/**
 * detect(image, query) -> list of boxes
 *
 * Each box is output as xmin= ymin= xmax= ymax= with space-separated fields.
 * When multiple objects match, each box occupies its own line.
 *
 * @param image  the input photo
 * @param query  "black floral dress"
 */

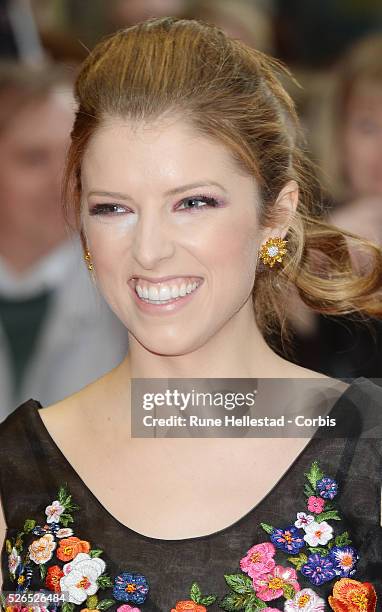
xmin=0 ymin=377 xmax=381 ymax=611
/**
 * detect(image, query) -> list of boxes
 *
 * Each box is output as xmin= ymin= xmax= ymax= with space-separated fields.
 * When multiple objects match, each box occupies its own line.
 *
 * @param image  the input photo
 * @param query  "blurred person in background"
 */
xmin=108 ymin=0 xmax=189 ymax=28
xmin=180 ymin=0 xmax=274 ymax=53
xmin=284 ymin=33 xmax=382 ymax=380
xmin=0 ymin=62 xmax=128 ymax=421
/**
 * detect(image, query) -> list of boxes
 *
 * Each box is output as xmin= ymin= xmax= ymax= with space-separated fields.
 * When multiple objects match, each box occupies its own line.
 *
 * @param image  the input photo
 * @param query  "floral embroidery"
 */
xmin=3 ymin=462 xmax=378 ymax=611
xmin=4 ymin=484 xmax=149 ymax=611
xmin=170 ymin=582 xmax=217 ymax=611
xmin=299 ymin=553 xmax=337 ymax=586
xmin=284 ymin=587 xmax=325 ymax=611
xmin=269 ymin=527 xmax=305 ymax=554
xmin=252 ymin=565 xmax=300 ymax=601
xmin=173 ymin=460 xmax=377 ymax=611
xmin=112 ymin=573 xmax=149 ymax=606
xmin=328 ymin=578 xmax=377 ymax=611
xmin=239 ymin=542 xmax=276 ymax=578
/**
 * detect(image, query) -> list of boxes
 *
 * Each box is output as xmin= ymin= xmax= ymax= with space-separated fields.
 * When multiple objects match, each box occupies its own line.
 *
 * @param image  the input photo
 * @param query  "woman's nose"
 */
xmin=131 ymin=214 xmax=176 ymax=269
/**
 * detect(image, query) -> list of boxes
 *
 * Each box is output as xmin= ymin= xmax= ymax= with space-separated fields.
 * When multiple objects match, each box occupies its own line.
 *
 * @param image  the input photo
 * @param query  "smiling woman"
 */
xmin=0 ymin=16 xmax=382 ymax=612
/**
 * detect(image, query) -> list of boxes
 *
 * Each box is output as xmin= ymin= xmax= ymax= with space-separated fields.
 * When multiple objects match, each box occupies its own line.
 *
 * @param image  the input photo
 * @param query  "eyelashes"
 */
xmin=88 ymin=195 xmax=223 ymax=216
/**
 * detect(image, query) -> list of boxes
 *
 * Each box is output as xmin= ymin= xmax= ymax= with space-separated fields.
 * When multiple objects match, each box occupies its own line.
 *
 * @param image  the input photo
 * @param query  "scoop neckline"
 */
xmin=24 ymin=376 xmax=369 ymax=544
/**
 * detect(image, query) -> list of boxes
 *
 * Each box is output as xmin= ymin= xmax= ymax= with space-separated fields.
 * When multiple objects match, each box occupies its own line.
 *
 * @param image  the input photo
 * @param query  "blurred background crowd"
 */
xmin=0 ymin=0 xmax=382 ymax=420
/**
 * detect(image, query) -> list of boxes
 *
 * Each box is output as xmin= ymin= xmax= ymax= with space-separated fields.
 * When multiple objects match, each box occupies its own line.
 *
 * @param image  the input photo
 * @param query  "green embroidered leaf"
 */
xmin=58 ymin=484 xmax=70 ymax=504
xmin=58 ymin=484 xmax=80 ymax=513
xmin=97 ymin=574 xmax=114 ymax=589
xmin=283 ymin=584 xmax=296 ymax=600
xmin=260 ymin=522 xmax=273 ymax=535
xmin=200 ymin=594 xmax=218 ymax=606
xmin=335 ymin=531 xmax=352 ymax=547
xmin=59 ymin=513 xmax=75 ymax=527
xmin=190 ymin=581 xmax=202 ymax=603
xmin=62 ymin=603 xmax=75 ymax=612
xmin=244 ymin=594 xmax=267 ymax=611
xmin=96 ymin=599 xmax=115 ymax=610
xmin=5 ymin=539 xmax=12 ymax=554
xmin=305 ymin=461 xmax=324 ymax=490
xmin=287 ymin=552 xmax=308 ymax=570
xmin=39 ymin=563 xmax=47 ymax=581
xmin=86 ymin=595 xmax=98 ymax=609
xmin=89 ymin=549 xmax=103 ymax=558
xmin=15 ymin=536 xmax=24 ymax=551
xmin=219 ymin=593 xmax=248 ymax=611
xmin=224 ymin=573 xmax=254 ymax=595
xmin=327 ymin=540 xmax=334 ymax=550
xmin=247 ymin=594 xmax=267 ymax=609
xmin=304 ymin=483 xmax=315 ymax=498
xmin=324 ymin=502 xmax=334 ymax=510
xmin=308 ymin=546 xmax=329 ymax=556
xmin=23 ymin=519 xmax=36 ymax=533
xmin=315 ymin=510 xmax=340 ymax=523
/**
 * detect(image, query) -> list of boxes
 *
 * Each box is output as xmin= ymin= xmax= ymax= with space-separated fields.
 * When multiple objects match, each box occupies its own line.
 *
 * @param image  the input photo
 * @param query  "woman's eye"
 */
xmin=353 ymin=118 xmax=378 ymax=134
xmin=176 ymin=196 xmax=220 ymax=211
xmin=89 ymin=203 xmax=127 ymax=216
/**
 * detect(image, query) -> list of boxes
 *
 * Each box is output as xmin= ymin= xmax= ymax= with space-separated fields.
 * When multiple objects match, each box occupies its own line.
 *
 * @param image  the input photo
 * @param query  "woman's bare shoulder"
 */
xmin=271 ymin=358 xmax=350 ymax=397
xmin=39 ymin=363 xmax=122 ymax=429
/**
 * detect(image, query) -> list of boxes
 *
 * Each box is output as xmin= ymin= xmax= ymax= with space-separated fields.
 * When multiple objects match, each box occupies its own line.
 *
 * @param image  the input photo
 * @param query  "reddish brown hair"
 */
xmin=63 ymin=17 xmax=382 ymax=351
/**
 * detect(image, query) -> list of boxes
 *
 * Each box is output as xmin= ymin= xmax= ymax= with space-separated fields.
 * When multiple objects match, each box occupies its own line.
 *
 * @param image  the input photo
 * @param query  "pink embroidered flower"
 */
xmin=294 ymin=512 xmax=315 ymax=530
xmin=303 ymin=521 xmax=333 ymax=546
xmin=253 ymin=565 xmax=300 ymax=601
xmin=8 ymin=547 xmax=21 ymax=574
xmin=240 ymin=542 xmax=276 ymax=578
xmin=56 ymin=527 xmax=74 ymax=538
xmin=117 ymin=606 xmax=141 ymax=612
xmin=307 ymin=496 xmax=325 ymax=514
xmin=45 ymin=500 xmax=65 ymax=523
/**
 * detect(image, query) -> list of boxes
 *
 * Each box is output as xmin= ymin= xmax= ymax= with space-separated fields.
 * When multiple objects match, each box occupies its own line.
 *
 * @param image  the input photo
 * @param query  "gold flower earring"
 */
xmin=259 ymin=237 xmax=287 ymax=268
xmin=84 ymin=250 xmax=93 ymax=271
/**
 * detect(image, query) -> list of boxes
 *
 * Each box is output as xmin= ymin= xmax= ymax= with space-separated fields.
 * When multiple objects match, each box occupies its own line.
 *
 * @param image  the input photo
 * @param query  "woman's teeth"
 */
xmin=135 ymin=281 xmax=199 ymax=303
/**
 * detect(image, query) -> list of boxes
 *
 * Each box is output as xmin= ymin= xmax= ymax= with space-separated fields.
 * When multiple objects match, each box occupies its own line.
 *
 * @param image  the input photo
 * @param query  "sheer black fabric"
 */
xmin=0 ymin=377 xmax=381 ymax=610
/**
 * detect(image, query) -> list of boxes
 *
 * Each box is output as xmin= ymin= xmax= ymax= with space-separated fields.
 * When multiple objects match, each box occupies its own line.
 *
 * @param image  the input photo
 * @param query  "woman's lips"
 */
xmin=128 ymin=278 xmax=204 ymax=315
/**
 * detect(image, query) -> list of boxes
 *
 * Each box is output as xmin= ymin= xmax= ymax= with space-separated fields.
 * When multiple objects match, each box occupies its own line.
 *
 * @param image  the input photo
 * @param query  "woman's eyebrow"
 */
xmin=87 ymin=181 xmax=228 ymax=200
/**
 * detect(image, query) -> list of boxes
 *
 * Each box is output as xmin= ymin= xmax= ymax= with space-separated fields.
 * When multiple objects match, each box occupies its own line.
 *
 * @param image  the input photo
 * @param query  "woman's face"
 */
xmin=81 ymin=116 xmax=267 ymax=355
xmin=342 ymin=80 xmax=382 ymax=198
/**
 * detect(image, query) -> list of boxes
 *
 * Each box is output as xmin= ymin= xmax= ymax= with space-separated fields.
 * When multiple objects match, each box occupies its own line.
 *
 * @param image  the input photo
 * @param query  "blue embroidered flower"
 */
xmin=300 ymin=553 xmax=337 ymax=586
xmin=270 ymin=525 xmax=305 ymax=554
xmin=113 ymin=571 xmax=149 ymax=605
xmin=32 ymin=525 xmax=47 ymax=536
xmin=316 ymin=477 xmax=338 ymax=499
xmin=49 ymin=522 xmax=61 ymax=535
xmin=15 ymin=562 xmax=33 ymax=592
xmin=329 ymin=545 xmax=359 ymax=577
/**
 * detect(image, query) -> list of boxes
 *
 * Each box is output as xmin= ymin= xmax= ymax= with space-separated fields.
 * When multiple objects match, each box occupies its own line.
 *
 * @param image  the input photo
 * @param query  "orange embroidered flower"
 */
xmin=328 ymin=578 xmax=377 ymax=611
xmin=45 ymin=564 xmax=64 ymax=592
xmin=171 ymin=601 xmax=207 ymax=612
xmin=56 ymin=536 xmax=90 ymax=561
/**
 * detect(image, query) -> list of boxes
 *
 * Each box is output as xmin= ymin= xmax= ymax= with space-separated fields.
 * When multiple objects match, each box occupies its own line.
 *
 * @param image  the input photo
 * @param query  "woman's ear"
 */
xmin=260 ymin=179 xmax=299 ymax=241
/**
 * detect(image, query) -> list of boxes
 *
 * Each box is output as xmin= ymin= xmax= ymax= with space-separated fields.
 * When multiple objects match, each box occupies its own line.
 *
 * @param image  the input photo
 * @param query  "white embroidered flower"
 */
xmin=8 ymin=546 xmax=21 ymax=574
xmin=28 ymin=533 xmax=57 ymax=564
xmin=45 ymin=499 xmax=65 ymax=523
xmin=56 ymin=527 xmax=74 ymax=538
xmin=60 ymin=552 xmax=106 ymax=605
xmin=294 ymin=512 xmax=315 ymax=530
xmin=284 ymin=587 xmax=326 ymax=611
xmin=303 ymin=520 xmax=333 ymax=546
